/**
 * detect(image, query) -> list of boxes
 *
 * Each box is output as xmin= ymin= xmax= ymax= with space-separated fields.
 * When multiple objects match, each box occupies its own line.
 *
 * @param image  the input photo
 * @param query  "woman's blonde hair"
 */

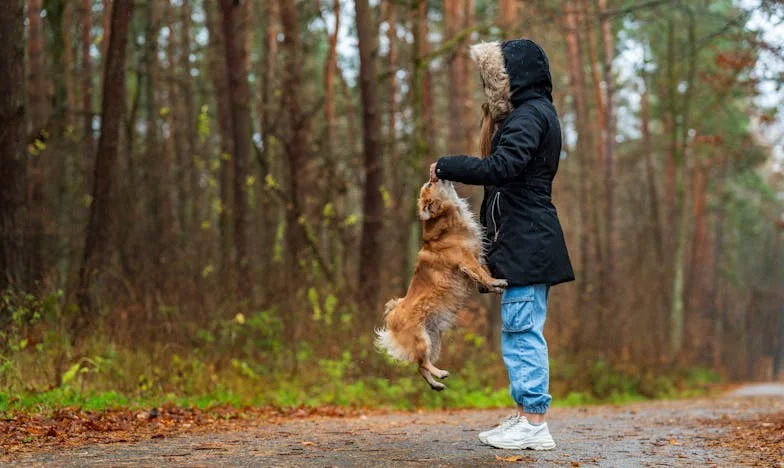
xmin=479 ymin=102 xmax=496 ymax=158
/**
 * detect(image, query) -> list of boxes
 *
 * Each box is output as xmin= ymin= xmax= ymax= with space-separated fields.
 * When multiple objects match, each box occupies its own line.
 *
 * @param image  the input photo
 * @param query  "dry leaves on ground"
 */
xmin=0 ymin=404 xmax=361 ymax=458
xmin=702 ymin=412 xmax=784 ymax=467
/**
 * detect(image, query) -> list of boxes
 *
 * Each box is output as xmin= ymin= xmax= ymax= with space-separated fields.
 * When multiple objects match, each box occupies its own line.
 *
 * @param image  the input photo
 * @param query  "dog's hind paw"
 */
xmin=430 ymin=381 xmax=446 ymax=391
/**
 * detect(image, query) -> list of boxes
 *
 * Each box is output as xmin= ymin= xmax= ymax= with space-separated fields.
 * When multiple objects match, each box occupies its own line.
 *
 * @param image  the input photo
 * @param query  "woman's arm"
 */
xmin=434 ymin=105 xmax=546 ymax=186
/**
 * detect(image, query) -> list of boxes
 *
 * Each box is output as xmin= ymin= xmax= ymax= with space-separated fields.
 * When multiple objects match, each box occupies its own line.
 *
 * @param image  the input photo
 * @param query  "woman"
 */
xmin=429 ymin=39 xmax=574 ymax=450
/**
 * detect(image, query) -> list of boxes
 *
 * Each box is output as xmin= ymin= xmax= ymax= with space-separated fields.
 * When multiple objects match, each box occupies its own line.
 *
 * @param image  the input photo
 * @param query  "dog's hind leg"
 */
xmin=425 ymin=321 xmax=442 ymax=362
xmin=416 ymin=329 xmax=446 ymax=390
xmin=424 ymin=325 xmax=449 ymax=380
xmin=419 ymin=365 xmax=445 ymax=391
xmin=423 ymin=360 xmax=449 ymax=380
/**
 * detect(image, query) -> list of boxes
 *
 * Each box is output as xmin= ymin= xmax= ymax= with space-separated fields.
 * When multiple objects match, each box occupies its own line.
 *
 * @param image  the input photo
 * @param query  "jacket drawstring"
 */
xmin=490 ymin=191 xmax=501 ymax=242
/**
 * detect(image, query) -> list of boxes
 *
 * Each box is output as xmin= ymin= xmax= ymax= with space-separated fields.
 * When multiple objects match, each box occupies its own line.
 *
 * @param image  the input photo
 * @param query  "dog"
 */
xmin=375 ymin=179 xmax=507 ymax=391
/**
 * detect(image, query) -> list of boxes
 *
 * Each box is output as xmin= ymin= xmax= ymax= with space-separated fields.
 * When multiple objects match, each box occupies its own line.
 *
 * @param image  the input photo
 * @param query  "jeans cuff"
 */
xmin=522 ymin=405 xmax=548 ymax=415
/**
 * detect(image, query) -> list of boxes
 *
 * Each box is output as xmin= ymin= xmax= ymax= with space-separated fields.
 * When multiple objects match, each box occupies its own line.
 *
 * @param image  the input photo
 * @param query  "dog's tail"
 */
xmin=374 ymin=327 xmax=413 ymax=362
xmin=374 ymin=298 xmax=412 ymax=362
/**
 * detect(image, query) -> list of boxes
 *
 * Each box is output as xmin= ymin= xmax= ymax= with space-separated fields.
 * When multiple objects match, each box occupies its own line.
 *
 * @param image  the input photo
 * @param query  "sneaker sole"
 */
xmin=488 ymin=440 xmax=556 ymax=450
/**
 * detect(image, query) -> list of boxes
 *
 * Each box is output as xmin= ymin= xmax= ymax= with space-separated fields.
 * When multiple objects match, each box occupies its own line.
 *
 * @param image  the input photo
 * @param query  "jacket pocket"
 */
xmin=500 ymin=294 xmax=534 ymax=333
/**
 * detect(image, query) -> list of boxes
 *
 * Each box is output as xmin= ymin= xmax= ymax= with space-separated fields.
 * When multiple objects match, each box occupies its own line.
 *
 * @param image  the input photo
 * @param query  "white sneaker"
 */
xmin=485 ymin=418 xmax=556 ymax=450
xmin=478 ymin=414 xmax=520 ymax=445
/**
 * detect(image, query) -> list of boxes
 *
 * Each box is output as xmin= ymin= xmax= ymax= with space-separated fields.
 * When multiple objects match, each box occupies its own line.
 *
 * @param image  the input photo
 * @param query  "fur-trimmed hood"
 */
xmin=469 ymin=39 xmax=553 ymax=122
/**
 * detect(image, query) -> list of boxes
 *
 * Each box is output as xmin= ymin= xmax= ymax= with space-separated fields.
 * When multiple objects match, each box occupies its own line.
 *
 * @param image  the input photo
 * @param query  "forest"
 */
xmin=0 ymin=0 xmax=783 ymax=411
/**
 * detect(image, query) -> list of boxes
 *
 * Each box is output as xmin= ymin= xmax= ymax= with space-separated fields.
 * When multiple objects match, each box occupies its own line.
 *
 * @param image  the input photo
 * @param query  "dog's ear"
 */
xmin=420 ymin=198 xmax=443 ymax=221
xmin=420 ymin=200 xmax=432 ymax=220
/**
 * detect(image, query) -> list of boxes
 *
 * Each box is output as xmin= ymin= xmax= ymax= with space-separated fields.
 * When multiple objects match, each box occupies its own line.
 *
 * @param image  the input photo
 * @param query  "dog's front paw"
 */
xmin=490 ymin=278 xmax=508 ymax=293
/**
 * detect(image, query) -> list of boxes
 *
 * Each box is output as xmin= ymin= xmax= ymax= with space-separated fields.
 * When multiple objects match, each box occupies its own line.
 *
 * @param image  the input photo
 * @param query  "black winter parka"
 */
xmin=435 ymin=39 xmax=575 ymax=287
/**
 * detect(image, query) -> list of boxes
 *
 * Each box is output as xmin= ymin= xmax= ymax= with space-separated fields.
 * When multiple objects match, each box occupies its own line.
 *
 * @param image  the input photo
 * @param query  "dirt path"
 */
xmin=4 ymin=385 xmax=783 ymax=467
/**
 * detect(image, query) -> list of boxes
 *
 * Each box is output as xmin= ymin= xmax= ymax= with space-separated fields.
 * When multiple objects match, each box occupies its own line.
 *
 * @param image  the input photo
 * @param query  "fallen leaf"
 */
xmin=669 ymin=439 xmax=680 ymax=445
xmin=301 ymin=441 xmax=315 ymax=446
xmin=495 ymin=455 xmax=525 ymax=462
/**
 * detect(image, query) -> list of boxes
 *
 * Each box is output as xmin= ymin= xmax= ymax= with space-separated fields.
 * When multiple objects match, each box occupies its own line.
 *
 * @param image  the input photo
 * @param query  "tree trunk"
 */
xmin=597 ymin=0 xmax=617 ymax=315
xmin=460 ymin=0 xmax=475 ymax=154
xmin=205 ymin=0 xmax=234 ymax=287
xmin=149 ymin=0 xmax=179 ymax=278
xmin=320 ymin=0 xmax=341 ymax=279
xmin=323 ymin=0 xmax=339 ymax=165
xmin=355 ymin=0 xmax=384 ymax=313
xmin=162 ymin=0 xmax=187 ymax=246
xmin=640 ymin=82 xmax=663 ymax=258
xmin=0 ymin=0 xmax=28 ymax=290
xmin=413 ymin=0 xmax=434 ymax=167
xmin=81 ymin=0 xmax=94 ymax=169
xmin=27 ymin=0 xmax=47 ymax=131
xmin=710 ymin=160 xmax=728 ymax=369
xmin=445 ymin=0 xmax=475 ymax=155
xmin=62 ymin=2 xmax=76 ymax=128
xmin=444 ymin=0 xmax=461 ymax=154
xmin=497 ymin=0 xmax=517 ymax=34
xmin=384 ymin=0 xmax=408 ymax=295
xmin=687 ymin=154 xmax=710 ymax=357
xmin=77 ymin=0 xmax=133 ymax=314
xmin=278 ymin=0 xmax=309 ymax=369
xmin=101 ymin=0 xmax=112 ymax=59
xmin=582 ymin=0 xmax=606 ymax=175
xmin=580 ymin=0 xmax=606 ymax=318
xmin=260 ymin=0 xmax=278 ymax=156
xmin=26 ymin=0 xmax=47 ymax=285
xmin=219 ymin=0 xmax=253 ymax=295
xmin=562 ymin=0 xmax=596 ymax=349
xmin=668 ymin=12 xmax=698 ymax=358
xmin=179 ymin=0 xmax=197 ymax=233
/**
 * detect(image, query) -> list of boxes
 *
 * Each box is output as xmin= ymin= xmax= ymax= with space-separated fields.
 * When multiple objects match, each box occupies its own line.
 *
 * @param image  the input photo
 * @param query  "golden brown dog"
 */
xmin=375 ymin=180 xmax=507 ymax=391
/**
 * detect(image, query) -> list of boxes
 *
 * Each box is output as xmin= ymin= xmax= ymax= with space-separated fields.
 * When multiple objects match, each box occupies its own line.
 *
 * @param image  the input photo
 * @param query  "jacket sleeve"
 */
xmin=435 ymin=105 xmax=545 ymax=186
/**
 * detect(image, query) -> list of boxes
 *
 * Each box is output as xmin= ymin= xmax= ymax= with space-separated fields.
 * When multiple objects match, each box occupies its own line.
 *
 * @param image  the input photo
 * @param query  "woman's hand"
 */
xmin=429 ymin=162 xmax=438 ymax=182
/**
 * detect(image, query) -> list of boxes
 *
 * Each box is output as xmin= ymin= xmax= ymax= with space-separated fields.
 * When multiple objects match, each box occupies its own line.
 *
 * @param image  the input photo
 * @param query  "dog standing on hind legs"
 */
xmin=375 ymin=180 xmax=507 ymax=391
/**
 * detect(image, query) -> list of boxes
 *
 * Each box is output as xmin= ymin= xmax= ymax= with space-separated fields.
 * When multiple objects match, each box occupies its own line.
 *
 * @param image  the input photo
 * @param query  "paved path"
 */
xmin=5 ymin=386 xmax=783 ymax=467
xmin=729 ymin=383 xmax=784 ymax=397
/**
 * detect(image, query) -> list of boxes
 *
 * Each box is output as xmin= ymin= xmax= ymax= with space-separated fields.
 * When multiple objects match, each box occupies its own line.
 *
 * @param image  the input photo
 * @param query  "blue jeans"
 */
xmin=500 ymin=284 xmax=551 ymax=414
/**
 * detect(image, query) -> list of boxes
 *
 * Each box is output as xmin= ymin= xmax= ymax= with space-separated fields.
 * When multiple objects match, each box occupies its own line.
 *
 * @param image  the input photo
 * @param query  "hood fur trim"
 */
xmin=469 ymin=42 xmax=512 ymax=122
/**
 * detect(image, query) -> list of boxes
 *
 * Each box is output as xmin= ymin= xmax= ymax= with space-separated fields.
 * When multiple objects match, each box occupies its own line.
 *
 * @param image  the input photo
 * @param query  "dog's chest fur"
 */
xmin=450 ymin=190 xmax=484 ymax=255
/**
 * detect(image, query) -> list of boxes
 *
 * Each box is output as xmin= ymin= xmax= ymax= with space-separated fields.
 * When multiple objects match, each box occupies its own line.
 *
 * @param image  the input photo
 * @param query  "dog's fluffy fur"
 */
xmin=375 ymin=180 xmax=507 ymax=391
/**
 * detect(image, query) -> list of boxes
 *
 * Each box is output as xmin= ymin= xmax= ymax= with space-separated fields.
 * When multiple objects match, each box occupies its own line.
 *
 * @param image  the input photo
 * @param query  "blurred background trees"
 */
xmin=0 ymin=0 xmax=782 ymax=400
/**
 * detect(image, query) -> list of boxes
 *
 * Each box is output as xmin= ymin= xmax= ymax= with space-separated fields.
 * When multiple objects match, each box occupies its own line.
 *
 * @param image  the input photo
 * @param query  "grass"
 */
xmin=0 ymin=365 xmax=721 ymax=417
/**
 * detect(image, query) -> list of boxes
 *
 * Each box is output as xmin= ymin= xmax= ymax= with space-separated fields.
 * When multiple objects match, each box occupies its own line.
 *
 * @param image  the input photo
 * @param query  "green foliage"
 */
xmin=1 ymin=289 xmax=47 ymax=349
xmin=198 ymin=105 xmax=210 ymax=143
xmin=0 ymin=308 xmax=722 ymax=416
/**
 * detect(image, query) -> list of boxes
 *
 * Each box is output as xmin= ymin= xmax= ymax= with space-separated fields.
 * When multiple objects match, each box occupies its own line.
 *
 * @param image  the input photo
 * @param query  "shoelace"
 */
xmin=497 ymin=414 xmax=519 ymax=429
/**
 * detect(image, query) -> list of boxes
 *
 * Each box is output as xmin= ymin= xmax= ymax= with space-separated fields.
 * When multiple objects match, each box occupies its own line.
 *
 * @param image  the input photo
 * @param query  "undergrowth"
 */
xmin=0 ymin=289 xmax=722 ymax=415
